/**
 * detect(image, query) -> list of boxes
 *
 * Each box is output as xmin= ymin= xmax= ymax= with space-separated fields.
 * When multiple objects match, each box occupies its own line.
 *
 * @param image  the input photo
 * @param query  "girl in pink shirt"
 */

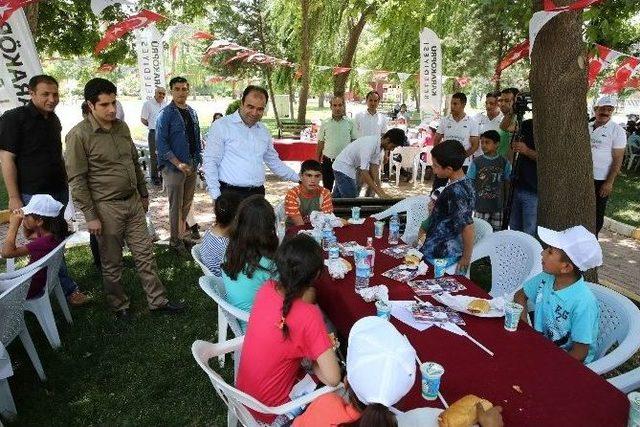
xmin=235 ymin=234 xmax=341 ymax=424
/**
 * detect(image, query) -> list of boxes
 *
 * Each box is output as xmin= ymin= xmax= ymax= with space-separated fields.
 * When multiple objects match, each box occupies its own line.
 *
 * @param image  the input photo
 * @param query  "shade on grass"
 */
xmin=5 ymin=246 xmax=232 ymax=426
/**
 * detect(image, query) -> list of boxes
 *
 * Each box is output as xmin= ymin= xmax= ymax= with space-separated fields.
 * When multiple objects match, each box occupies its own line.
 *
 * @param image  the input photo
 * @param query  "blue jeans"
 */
xmin=509 ymin=188 xmax=538 ymax=236
xmin=332 ymin=171 xmax=358 ymax=198
xmin=21 ymin=191 xmax=78 ymax=297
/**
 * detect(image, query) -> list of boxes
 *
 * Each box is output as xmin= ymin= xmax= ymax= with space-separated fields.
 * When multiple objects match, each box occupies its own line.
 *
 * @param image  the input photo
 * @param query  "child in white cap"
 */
xmin=2 ymin=195 xmax=73 ymax=299
xmin=294 ymin=316 xmax=503 ymax=427
xmin=515 ymin=225 xmax=602 ymax=363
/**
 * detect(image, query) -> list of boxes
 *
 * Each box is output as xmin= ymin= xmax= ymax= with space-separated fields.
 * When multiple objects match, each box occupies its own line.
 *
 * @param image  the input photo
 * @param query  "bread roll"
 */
xmin=467 ymin=299 xmax=491 ymax=314
xmin=437 ymin=394 xmax=493 ymax=427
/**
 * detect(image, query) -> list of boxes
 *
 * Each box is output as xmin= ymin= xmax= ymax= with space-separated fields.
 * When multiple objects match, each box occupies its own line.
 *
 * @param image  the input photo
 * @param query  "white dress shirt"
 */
xmin=473 ymin=111 xmax=503 ymax=156
xmin=203 ymin=111 xmax=298 ymax=199
xmin=333 ymin=135 xmax=381 ymax=179
xmin=355 ymin=110 xmax=388 ymax=138
xmin=141 ymin=98 xmax=168 ymax=131
xmin=436 ymin=114 xmax=479 ymax=165
xmin=589 ymin=120 xmax=627 ymax=180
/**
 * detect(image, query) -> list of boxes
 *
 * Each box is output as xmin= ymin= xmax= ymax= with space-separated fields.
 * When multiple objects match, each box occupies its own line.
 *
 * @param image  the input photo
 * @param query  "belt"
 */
xmin=220 ymin=181 xmax=264 ymax=190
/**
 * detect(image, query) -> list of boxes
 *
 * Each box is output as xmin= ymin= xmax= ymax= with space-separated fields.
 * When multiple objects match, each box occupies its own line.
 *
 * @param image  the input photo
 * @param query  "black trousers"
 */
xmin=220 ymin=181 xmax=266 ymax=201
xmin=322 ymin=156 xmax=335 ymax=191
xmin=594 ymin=179 xmax=608 ymax=237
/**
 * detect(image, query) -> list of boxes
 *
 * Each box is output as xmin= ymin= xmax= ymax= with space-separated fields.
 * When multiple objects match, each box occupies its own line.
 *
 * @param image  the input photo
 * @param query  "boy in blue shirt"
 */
xmin=467 ymin=130 xmax=511 ymax=231
xmin=514 ymin=225 xmax=602 ymax=363
xmin=419 ymin=140 xmax=475 ymax=274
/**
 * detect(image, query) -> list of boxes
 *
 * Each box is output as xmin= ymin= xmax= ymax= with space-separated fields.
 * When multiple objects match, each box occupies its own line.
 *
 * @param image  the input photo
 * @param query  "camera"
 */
xmin=513 ymin=92 xmax=532 ymax=117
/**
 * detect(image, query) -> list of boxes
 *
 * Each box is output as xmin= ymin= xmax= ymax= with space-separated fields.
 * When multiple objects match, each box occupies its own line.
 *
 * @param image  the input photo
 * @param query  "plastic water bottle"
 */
xmin=322 ymin=220 xmax=333 ymax=251
xmin=354 ymin=248 xmax=370 ymax=290
xmin=365 ymin=237 xmax=375 ymax=276
xmin=328 ymin=237 xmax=339 ymax=260
xmin=388 ymin=214 xmax=400 ymax=245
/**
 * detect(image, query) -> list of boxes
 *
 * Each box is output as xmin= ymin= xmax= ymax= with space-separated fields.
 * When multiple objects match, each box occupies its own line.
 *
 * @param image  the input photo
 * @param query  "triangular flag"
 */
xmin=191 ymin=31 xmax=214 ymax=41
xmin=495 ymin=39 xmax=530 ymax=75
xmin=90 ymin=0 xmax=137 ymax=16
xmin=397 ymin=72 xmax=412 ymax=83
xmin=223 ymin=50 xmax=252 ymax=66
xmin=601 ymin=57 xmax=640 ymax=94
xmin=588 ymin=44 xmax=622 ymax=87
xmin=543 ymin=0 xmax=604 ymax=12
xmin=95 ymin=9 xmax=164 ymax=54
xmin=0 ymin=0 xmax=40 ymax=24
xmin=332 ymin=66 xmax=351 ymax=76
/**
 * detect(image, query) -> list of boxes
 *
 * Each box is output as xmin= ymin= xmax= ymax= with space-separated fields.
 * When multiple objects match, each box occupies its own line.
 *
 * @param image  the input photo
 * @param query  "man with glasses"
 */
xmin=155 ymin=77 xmax=202 ymax=256
xmin=140 ymin=86 xmax=168 ymax=186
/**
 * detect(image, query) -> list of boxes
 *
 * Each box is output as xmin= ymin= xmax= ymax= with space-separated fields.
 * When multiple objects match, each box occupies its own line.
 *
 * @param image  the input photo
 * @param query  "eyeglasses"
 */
xmin=157 ymin=92 xmax=166 ymax=96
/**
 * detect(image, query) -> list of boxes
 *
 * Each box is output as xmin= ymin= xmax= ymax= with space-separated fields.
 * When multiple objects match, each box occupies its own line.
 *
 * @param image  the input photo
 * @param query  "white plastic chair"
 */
xmin=607 ymin=367 xmax=640 ymax=393
xmin=389 ymin=146 xmax=421 ymax=186
xmin=412 ymin=147 xmax=432 ymax=184
xmin=192 ymin=243 xmax=214 ymax=277
xmin=199 ymin=276 xmax=249 ymax=370
xmin=586 ymin=283 xmax=640 ymax=375
xmin=624 ymin=144 xmax=640 ymax=171
xmin=0 ymin=270 xmax=47 ymax=412
xmin=192 ymin=337 xmax=341 ymax=427
xmin=372 ymin=195 xmax=429 ymax=245
xmin=473 ymin=217 xmax=493 ymax=246
xmin=467 ymin=230 xmax=542 ymax=298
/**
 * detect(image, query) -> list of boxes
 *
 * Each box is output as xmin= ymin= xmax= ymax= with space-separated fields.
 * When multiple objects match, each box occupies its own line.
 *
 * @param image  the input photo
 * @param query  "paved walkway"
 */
xmin=3 ymin=168 xmax=638 ymax=300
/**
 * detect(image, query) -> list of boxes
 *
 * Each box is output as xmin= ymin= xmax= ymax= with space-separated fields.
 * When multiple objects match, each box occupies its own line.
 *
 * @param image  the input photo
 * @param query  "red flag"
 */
xmin=455 ymin=76 xmax=471 ymax=87
xmin=206 ymin=76 xmax=225 ymax=84
xmin=191 ymin=31 xmax=214 ymax=41
xmin=332 ymin=67 xmax=351 ymax=76
xmin=223 ymin=50 xmax=252 ymax=65
xmin=496 ymin=39 xmax=530 ymax=74
xmin=0 ymin=0 xmax=39 ymax=24
xmin=601 ymin=57 xmax=640 ymax=94
xmin=627 ymin=77 xmax=640 ymax=89
xmin=543 ymin=0 xmax=604 ymax=11
xmin=95 ymin=9 xmax=165 ymax=54
xmin=372 ymin=71 xmax=389 ymax=81
xmin=588 ymin=44 xmax=622 ymax=87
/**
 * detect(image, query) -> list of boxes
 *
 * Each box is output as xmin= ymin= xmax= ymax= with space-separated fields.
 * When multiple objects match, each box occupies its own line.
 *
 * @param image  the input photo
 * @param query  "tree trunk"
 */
xmin=332 ymin=4 xmax=376 ymax=96
xmin=254 ymin=0 xmax=281 ymax=128
xmin=318 ymin=92 xmax=325 ymax=108
xmin=25 ymin=3 xmax=38 ymax=35
xmin=288 ymin=77 xmax=295 ymax=118
xmin=297 ymin=0 xmax=311 ymax=123
xmin=529 ymin=1 xmax=597 ymax=278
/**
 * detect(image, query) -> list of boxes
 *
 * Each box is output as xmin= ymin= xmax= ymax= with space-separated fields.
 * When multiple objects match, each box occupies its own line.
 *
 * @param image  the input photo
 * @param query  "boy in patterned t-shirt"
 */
xmin=467 ymin=130 xmax=512 ymax=231
xmin=285 ymin=160 xmax=333 ymax=227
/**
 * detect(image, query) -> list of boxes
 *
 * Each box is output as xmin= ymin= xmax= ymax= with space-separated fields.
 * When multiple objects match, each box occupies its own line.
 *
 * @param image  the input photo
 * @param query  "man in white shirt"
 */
xmin=432 ymin=92 xmax=479 ymax=189
xmin=332 ymin=128 xmax=407 ymax=198
xmin=589 ymin=95 xmax=627 ymax=236
xmin=473 ymin=91 xmax=503 ymax=156
xmin=140 ymin=86 xmax=168 ymax=185
xmin=354 ymin=91 xmax=388 ymax=138
xmin=203 ymin=85 xmax=298 ymax=203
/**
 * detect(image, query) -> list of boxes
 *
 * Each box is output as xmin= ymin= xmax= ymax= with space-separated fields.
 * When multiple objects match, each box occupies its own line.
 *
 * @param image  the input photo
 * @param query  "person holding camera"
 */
xmin=589 ymin=96 xmax=626 ymax=237
xmin=508 ymin=118 xmax=538 ymax=236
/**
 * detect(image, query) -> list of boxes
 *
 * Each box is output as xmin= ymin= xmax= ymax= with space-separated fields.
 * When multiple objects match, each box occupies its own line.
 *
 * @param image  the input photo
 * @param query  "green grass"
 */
xmin=606 ymin=169 xmax=640 ymax=227
xmin=5 ymin=246 xmax=232 ymax=426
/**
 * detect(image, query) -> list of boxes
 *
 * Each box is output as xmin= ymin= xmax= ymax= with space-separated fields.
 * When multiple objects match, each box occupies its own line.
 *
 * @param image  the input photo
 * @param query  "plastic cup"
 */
xmin=629 ymin=392 xmax=640 ymax=427
xmin=374 ymin=221 xmax=385 ymax=239
xmin=503 ymin=302 xmax=524 ymax=332
xmin=351 ymin=206 xmax=361 ymax=221
xmin=433 ymin=258 xmax=447 ymax=278
xmin=420 ymin=362 xmax=444 ymax=401
xmin=375 ymin=300 xmax=391 ymax=320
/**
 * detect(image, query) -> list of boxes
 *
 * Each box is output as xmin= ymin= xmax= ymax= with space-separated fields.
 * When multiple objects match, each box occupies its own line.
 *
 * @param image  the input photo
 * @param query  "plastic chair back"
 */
xmin=607 ymin=366 xmax=640 ymax=393
xmin=469 ymin=230 xmax=542 ymax=298
xmin=473 ymin=217 xmax=493 ymax=246
xmin=0 ymin=270 xmax=40 ymax=345
xmin=586 ymin=283 xmax=640 ymax=375
xmin=198 ymin=276 xmax=248 ymax=339
xmin=372 ymin=195 xmax=429 ymax=245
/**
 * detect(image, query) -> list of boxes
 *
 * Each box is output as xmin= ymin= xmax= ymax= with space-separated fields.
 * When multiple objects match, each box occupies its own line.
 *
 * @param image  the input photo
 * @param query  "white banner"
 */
xmin=0 ymin=9 xmax=43 ymax=111
xmin=135 ymin=24 xmax=166 ymax=101
xmin=419 ymin=27 xmax=442 ymax=121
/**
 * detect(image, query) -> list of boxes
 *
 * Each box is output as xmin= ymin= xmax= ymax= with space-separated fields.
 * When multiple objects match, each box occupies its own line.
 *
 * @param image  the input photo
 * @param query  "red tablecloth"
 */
xmin=273 ymin=138 xmax=317 ymax=161
xmin=309 ymin=218 xmax=629 ymax=427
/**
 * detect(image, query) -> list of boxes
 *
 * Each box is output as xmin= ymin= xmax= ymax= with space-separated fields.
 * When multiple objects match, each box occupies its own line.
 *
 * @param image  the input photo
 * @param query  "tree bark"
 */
xmin=332 ymin=4 xmax=376 ymax=96
xmin=297 ymin=0 xmax=311 ymax=123
xmin=288 ymin=77 xmax=295 ymax=118
xmin=25 ymin=3 xmax=38 ymax=35
xmin=318 ymin=92 xmax=325 ymax=108
xmin=254 ymin=1 xmax=281 ymax=128
xmin=529 ymin=0 xmax=596 ymax=277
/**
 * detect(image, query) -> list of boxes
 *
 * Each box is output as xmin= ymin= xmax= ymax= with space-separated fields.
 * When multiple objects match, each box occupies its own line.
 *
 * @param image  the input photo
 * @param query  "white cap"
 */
xmin=595 ymin=95 xmax=617 ymax=108
xmin=22 ymin=194 xmax=63 ymax=218
xmin=347 ymin=316 xmax=416 ymax=407
xmin=537 ymin=225 xmax=603 ymax=271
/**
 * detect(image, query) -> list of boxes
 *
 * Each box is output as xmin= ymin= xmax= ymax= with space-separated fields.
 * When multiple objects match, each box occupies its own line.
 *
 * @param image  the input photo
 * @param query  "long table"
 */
xmin=309 ymin=218 xmax=629 ymax=426
xmin=273 ymin=138 xmax=317 ymax=161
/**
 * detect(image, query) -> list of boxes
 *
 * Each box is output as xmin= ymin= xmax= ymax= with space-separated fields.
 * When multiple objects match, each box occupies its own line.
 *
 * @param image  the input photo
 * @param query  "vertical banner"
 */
xmin=134 ymin=23 xmax=166 ymax=100
xmin=419 ymin=28 xmax=442 ymax=121
xmin=0 ymin=9 xmax=43 ymax=110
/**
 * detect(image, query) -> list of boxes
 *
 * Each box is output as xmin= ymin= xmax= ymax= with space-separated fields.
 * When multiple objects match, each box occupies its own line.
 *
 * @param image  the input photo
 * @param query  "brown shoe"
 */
xmin=67 ymin=290 xmax=89 ymax=306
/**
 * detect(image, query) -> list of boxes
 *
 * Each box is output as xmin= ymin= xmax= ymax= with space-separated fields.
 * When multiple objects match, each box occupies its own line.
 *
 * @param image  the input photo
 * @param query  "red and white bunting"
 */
xmin=543 ymin=0 xmax=604 ymax=12
xmin=97 ymin=63 xmax=116 ymax=73
xmin=191 ymin=31 xmax=214 ymax=41
xmin=495 ymin=39 xmax=530 ymax=75
xmin=332 ymin=66 xmax=351 ymax=76
xmin=601 ymin=57 xmax=640 ymax=94
xmin=0 ymin=0 xmax=39 ymax=24
xmin=587 ymin=44 xmax=622 ymax=87
xmin=94 ymin=9 xmax=164 ymax=54
xmin=455 ymin=76 xmax=470 ymax=87
xmin=223 ymin=50 xmax=252 ymax=66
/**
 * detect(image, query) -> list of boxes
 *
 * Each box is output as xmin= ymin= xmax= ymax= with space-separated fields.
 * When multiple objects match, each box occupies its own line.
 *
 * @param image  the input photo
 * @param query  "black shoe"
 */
xmin=115 ymin=309 xmax=132 ymax=321
xmin=151 ymin=301 xmax=186 ymax=315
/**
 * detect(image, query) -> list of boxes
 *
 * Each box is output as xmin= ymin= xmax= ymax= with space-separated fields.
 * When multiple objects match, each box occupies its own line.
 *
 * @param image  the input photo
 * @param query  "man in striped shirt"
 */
xmin=284 ymin=160 xmax=333 ymax=227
